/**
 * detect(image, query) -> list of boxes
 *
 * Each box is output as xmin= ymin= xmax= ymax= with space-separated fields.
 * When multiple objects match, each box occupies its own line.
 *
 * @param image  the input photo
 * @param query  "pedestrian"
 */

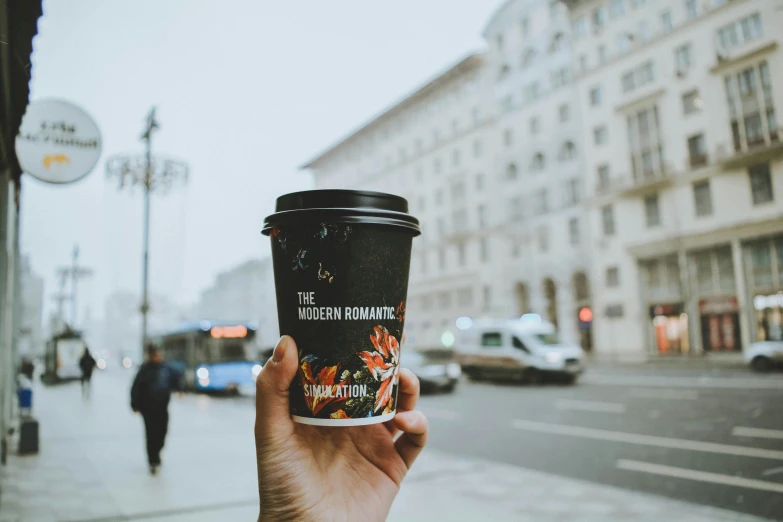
xmin=254 ymin=336 xmax=428 ymax=521
xmin=79 ymin=347 xmax=97 ymax=398
xmin=130 ymin=343 xmax=183 ymax=475
xmin=20 ymin=357 xmax=35 ymax=381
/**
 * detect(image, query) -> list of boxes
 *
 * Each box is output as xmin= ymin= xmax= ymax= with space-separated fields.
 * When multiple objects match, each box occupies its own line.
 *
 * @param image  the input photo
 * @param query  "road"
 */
xmin=417 ymin=365 xmax=783 ymax=521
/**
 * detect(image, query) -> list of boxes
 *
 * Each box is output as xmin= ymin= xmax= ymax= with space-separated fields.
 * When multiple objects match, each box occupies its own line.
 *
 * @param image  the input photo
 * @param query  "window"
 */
xmin=693 ymin=180 xmax=713 ymax=216
xmin=451 ymin=181 xmax=465 ymax=200
xmin=452 ymin=148 xmax=461 ymax=166
xmin=506 ymin=163 xmax=518 ymax=180
xmin=560 ymin=141 xmax=576 ymax=161
xmin=522 ymin=48 xmax=536 ymax=69
xmin=483 ymin=285 xmax=492 ymax=310
xmin=593 ymin=6 xmax=607 ymax=32
xmin=551 ymin=33 xmax=566 ymax=53
xmin=457 ymin=242 xmax=466 ymax=266
xmin=433 ymin=157 xmax=442 ymax=174
xmin=682 ymin=90 xmax=701 ymax=114
xmin=685 ymin=0 xmax=697 ymax=19
xmin=638 ymin=20 xmax=651 ymax=42
xmin=437 ymin=217 xmax=446 ymax=237
xmin=473 ymin=139 xmax=483 ymax=157
xmin=438 ymin=248 xmax=446 ymax=270
xmin=498 ymin=64 xmax=511 ymax=81
xmin=611 ymin=0 xmax=626 ymax=18
xmin=477 ymin=205 xmax=487 ymax=227
xmin=594 ymin=125 xmax=608 ymax=145
xmin=606 ymin=267 xmax=620 ymax=287
xmin=451 ymin=119 xmax=459 ymax=135
xmin=508 ymin=197 xmax=524 ymax=221
xmin=597 ymin=164 xmax=611 ymax=189
xmin=627 ymin=105 xmax=664 ymax=179
xmin=481 ymin=332 xmax=502 ymax=347
xmin=453 ymin=209 xmax=467 ymax=233
xmin=524 ymin=82 xmax=541 ymax=103
xmin=661 ymin=10 xmax=673 ymax=32
xmin=622 ymin=61 xmax=655 ymax=93
xmin=438 ymin=291 xmax=452 ymax=308
xmin=530 ymin=117 xmax=540 ymax=134
xmin=420 ymin=252 xmax=428 ymax=275
xmin=533 ymin=188 xmax=549 ymax=215
xmin=590 ymin=86 xmax=602 ymax=106
xmin=579 ymin=54 xmax=588 ymax=71
xmin=433 ymin=128 xmax=440 ymax=143
xmin=564 ymin=178 xmax=581 ymax=206
xmin=688 ymin=134 xmax=707 ymax=167
xmin=457 ymin=287 xmax=473 ymax=306
xmin=602 ymin=205 xmax=616 ymax=235
xmin=504 ymin=128 xmax=513 ymax=147
xmin=574 ymin=17 xmax=588 ymax=39
xmin=472 ymin=106 xmax=481 ymax=125
xmin=476 ymin=173 xmax=485 ymax=191
xmin=598 ymin=45 xmax=607 ymax=64
xmin=725 ymin=61 xmax=778 ymax=152
xmin=617 ymin=33 xmax=631 ymax=53
xmin=644 ymin=194 xmax=661 ymax=227
xmin=500 ymin=95 xmax=513 ymax=113
xmin=521 ymin=17 xmax=530 ymax=37
xmin=559 ymin=104 xmax=570 ymax=122
xmin=551 ymin=67 xmax=570 ymax=88
xmin=512 ymin=336 xmax=530 ymax=353
xmin=675 ymin=44 xmax=692 ymax=73
xmin=569 ymin=218 xmax=580 ymax=245
xmin=750 ymin=242 xmax=773 ymax=288
xmin=531 ymin=153 xmax=546 ymax=172
xmin=749 ymin=163 xmax=774 ymax=205
xmin=538 ymin=225 xmax=549 ymax=252
xmin=480 ymin=237 xmax=489 ymax=262
xmin=718 ymin=13 xmax=762 ymax=52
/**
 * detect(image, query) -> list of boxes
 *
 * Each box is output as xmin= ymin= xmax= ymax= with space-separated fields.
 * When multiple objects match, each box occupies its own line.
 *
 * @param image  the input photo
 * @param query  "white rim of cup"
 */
xmin=292 ymin=411 xmax=396 ymax=426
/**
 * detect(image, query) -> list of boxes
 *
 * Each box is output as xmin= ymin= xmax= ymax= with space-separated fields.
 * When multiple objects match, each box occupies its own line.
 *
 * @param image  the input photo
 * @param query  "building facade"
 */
xmin=565 ymin=0 xmax=783 ymax=358
xmin=16 ymin=256 xmax=44 ymax=359
xmin=190 ymin=258 xmax=279 ymax=351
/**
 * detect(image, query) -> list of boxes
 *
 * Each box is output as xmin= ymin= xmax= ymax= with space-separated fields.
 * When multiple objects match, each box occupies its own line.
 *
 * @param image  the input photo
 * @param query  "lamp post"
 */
xmin=106 ymin=107 xmax=188 ymax=351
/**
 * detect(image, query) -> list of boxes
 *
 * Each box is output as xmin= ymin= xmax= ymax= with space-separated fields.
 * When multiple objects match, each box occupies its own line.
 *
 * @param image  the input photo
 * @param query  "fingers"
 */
xmin=255 ymin=336 xmax=298 ymax=441
xmin=393 ymin=410 xmax=428 ymax=471
xmin=396 ymin=368 xmax=420 ymax=413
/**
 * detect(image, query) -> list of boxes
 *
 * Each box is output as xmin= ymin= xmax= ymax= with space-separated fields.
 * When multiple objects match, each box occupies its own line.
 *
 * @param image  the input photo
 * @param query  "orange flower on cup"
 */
xmin=358 ymin=326 xmax=400 ymax=413
xmin=299 ymin=356 xmax=348 ymax=416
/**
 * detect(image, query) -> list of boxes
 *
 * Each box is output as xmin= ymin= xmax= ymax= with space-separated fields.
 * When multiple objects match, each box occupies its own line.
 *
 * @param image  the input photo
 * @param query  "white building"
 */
xmin=191 ymin=258 xmax=279 ymax=351
xmin=302 ymin=53 xmax=501 ymax=349
xmin=565 ymin=0 xmax=783 ymax=358
xmin=483 ymin=0 xmax=593 ymax=349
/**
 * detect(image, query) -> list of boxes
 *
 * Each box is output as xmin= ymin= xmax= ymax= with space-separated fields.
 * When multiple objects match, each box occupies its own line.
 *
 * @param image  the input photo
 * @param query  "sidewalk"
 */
xmin=0 ymin=371 xmax=772 ymax=522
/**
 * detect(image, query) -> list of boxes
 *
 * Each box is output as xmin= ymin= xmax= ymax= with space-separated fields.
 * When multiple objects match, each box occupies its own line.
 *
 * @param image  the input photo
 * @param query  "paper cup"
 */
xmin=262 ymin=190 xmax=420 ymax=426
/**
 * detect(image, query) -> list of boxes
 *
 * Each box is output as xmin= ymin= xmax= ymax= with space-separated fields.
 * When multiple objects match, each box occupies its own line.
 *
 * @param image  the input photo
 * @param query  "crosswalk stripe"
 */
xmin=511 ymin=419 xmax=783 ymax=460
xmin=617 ymin=459 xmax=783 ymax=494
xmin=732 ymin=426 xmax=783 ymax=440
xmin=555 ymin=399 xmax=626 ymax=413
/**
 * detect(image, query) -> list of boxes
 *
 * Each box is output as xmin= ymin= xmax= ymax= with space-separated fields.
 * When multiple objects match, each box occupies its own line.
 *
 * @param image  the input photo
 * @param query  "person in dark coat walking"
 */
xmin=79 ymin=348 xmax=97 ymax=397
xmin=130 ymin=344 xmax=183 ymax=475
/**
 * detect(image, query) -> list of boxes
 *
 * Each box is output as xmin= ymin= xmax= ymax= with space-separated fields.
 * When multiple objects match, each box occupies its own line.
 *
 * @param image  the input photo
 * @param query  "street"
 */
xmin=1 ymin=363 xmax=781 ymax=521
xmin=420 ymin=367 xmax=783 ymax=521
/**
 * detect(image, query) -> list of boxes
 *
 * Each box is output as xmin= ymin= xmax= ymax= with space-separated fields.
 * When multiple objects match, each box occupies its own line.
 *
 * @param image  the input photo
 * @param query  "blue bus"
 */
xmin=156 ymin=320 xmax=263 ymax=395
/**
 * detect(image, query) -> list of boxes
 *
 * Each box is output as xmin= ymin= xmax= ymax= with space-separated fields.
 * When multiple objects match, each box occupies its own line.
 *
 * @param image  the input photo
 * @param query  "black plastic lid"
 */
xmin=262 ymin=189 xmax=420 ymax=236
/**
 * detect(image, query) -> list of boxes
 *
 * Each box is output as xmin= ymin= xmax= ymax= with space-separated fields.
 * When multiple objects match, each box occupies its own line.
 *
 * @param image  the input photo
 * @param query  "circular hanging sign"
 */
xmin=15 ymin=99 xmax=101 ymax=184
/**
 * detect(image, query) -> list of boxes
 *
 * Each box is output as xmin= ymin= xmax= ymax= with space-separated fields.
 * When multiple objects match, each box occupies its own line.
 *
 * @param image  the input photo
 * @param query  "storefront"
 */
xmin=649 ymin=303 xmax=690 ymax=354
xmin=753 ymin=293 xmax=783 ymax=341
xmin=699 ymin=296 xmax=741 ymax=352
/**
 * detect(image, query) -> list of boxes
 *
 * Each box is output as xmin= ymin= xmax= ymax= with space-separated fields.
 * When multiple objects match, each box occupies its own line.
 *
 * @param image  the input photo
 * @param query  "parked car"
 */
xmin=745 ymin=341 xmax=783 ymax=372
xmin=402 ymin=349 xmax=461 ymax=393
xmin=455 ymin=316 xmax=585 ymax=384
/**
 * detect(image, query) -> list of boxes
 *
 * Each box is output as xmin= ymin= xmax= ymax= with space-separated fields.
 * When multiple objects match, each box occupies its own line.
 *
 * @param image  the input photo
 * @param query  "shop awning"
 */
xmin=0 ymin=0 xmax=43 ymax=185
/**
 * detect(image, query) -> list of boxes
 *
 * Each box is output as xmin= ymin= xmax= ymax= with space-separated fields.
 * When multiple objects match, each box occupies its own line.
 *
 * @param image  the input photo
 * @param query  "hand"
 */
xmin=178 ymin=392 xmax=184 ymax=399
xmin=255 ymin=335 xmax=428 ymax=522
xmin=132 ymin=408 xmax=139 ymax=414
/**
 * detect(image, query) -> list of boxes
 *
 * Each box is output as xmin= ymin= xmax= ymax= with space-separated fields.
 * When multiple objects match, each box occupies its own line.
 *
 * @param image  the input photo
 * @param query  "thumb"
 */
xmin=255 ymin=335 xmax=298 ymax=440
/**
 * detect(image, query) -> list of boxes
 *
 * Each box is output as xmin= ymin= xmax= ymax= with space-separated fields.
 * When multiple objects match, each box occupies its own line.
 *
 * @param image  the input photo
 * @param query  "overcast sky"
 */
xmin=21 ymin=0 xmax=506 ymax=325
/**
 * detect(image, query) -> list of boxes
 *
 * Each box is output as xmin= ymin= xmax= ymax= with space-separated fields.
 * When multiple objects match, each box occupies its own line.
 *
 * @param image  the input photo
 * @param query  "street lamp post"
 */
xmin=106 ymin=107 xmax=188 ymax=352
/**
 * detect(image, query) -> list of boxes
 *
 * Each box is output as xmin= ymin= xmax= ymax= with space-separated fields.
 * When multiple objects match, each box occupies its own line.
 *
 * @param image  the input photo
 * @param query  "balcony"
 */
xmin=689 ymin=154 xmax=709 ymax=169
xmin=596 ymin=167 xmax=675 ymax=199
xmin=717 ymin=129 xmax=783 ymax=170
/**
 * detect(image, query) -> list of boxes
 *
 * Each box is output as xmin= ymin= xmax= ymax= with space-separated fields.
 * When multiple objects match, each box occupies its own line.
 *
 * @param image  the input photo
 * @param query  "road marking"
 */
xmin=511 ymin=419 xmax=783 ymax=460
xmin=581 ymin=374 xmax=783 ymax=390
xmin=617 ymin=459 xmax=783 ymax=494
xmin=629 ymin=388 xmax=699 ymax=400
xmin=762 ymin=466 xmax=783 ymax=477
xmin=423 ymin=408 xmax=460 ymax=421
xmin=555 ymin=399 xmax=625 ymax=414
xmin=732 ymin=426 xmax=783 ymax=440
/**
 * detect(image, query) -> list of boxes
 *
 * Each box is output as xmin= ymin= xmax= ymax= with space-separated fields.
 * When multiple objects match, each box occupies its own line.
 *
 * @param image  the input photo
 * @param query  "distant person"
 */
xmin=79 ymin=347 xmax=97 ymax=397
xmin=130 ymin=344 xmax=183 ymax=475
xmin=20 ymin=357 xmax=35 ymax=381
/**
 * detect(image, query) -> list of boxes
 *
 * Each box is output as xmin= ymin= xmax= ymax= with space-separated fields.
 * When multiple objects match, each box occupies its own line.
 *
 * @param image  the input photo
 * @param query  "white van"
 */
xmin=455 ymin=317 xmax=585 ymax=384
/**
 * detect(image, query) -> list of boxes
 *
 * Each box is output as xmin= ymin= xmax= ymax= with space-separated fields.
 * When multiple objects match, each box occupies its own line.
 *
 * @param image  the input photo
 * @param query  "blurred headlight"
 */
xmin=252 ymin=364 xmax=263 ymax=377
xmin=544 ymin=352 xmax=563 ymax=364
xmin=196 ymin=367 xmax=209 ymax=379
xmin=446 ymin=362 xmax=462 ymax=379
xmin=96 ymin=359 xmax=106 ymax=370
xmin=122 ymin=357 xmax=132 ymax=369
xmin=421 ymin=364 xmax=447 ymax=377
xmin=198 ymin=377 xmax=210 ymax=387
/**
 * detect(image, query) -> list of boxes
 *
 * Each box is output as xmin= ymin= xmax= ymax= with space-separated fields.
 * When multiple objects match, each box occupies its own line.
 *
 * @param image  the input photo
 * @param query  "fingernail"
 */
xmin=272 ymin=336 xmax=289 ymax=363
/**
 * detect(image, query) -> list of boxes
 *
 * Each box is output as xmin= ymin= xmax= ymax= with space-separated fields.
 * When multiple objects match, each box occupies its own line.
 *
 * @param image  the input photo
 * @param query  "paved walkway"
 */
xmin=0 ymin=371 xmax=772 ymax=522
